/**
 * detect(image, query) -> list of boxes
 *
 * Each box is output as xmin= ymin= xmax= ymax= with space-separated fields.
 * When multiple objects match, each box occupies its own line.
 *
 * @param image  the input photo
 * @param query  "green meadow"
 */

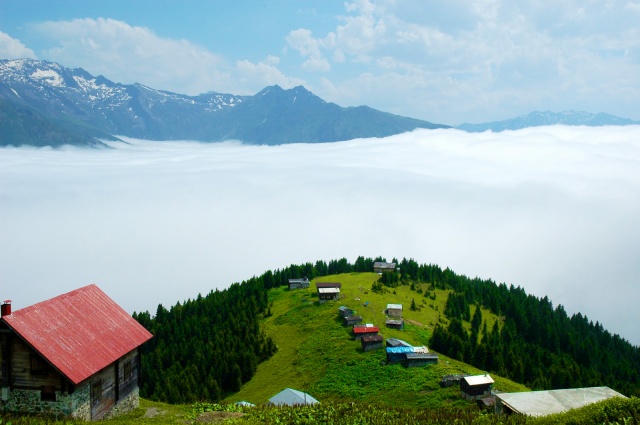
xmin=227 ymin=272 xmax=525 ymax=408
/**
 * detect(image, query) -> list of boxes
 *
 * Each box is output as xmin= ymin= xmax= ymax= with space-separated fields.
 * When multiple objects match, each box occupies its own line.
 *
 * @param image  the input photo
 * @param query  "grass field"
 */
xmin=226 ymin=273 xmax=527 ymax=408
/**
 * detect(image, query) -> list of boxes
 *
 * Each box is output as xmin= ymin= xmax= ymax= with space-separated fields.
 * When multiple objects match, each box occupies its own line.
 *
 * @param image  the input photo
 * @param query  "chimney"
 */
xmin=1 ymin=300 xmax=11 ymax=318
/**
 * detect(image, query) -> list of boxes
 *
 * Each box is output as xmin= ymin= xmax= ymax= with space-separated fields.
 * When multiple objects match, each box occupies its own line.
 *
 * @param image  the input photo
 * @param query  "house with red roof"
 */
xmin=352 ymin=325 xmax=379 ymax=340
xmin=0 ymin=284 xmax=153 ymax=420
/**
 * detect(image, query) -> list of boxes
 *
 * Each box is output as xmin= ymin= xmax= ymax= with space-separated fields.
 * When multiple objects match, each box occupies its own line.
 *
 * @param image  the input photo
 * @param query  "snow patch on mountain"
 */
xmin=30 ymin=69 xmax=64 ymax=87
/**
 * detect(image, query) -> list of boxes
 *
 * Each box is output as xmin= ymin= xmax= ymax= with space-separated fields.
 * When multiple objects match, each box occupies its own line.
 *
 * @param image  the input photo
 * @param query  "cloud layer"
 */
xmin=1 ymin=126 xmax=639 ymax=345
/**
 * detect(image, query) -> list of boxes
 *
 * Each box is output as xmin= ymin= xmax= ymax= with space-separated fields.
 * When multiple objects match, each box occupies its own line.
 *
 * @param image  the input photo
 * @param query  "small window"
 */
xmin=92 ymin=379 xmax=102 ymax=404
xmin=30 ymin=353 xmax=49 ymax=375
xmin=41 ymin=385 xmax=56 ymax=402
xmin=123 ymin=360 xmax=132 ymax=383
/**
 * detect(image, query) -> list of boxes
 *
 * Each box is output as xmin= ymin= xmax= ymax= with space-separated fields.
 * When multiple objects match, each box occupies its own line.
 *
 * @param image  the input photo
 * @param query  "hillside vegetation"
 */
xmin=129 ymin=256 xmax=639 ymax=413
xmin=228 ymin=272 xmax=526 ymax=407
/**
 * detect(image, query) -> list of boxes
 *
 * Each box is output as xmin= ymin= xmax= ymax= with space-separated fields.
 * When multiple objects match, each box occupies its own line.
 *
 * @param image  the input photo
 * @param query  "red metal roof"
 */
xmin=1 ymin=284 xmax=153 ymax=385
xmin=353 ymin=326 xmax=380 ymax=334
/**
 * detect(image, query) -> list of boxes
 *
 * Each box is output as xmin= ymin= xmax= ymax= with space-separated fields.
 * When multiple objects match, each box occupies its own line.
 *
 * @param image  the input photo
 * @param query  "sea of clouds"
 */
xmin=1 ymin=126 xmax=639 ymax=345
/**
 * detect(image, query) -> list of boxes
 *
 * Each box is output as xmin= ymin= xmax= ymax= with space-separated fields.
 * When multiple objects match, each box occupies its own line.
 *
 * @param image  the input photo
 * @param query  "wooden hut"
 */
xmin=405 ymin=353 xmax=439 ymax=367
xmin=361 ymin=335 xmax=384 ymax=352
xmin=338 ymin=306 xmax=355 ymax=318
xmin=460 ymin=375 xmax=494 ymax=401
xmin=288 ymin=278 xmax=310 ymax=290
xmin=385 ymin=303 xmax=403 ymax=318
xmin=385 ymin=318 xmax=404 ymax=330
xmin=386 ymin=338 xmax=412 ymax=348
xmin=373 ymin=262 xmax=396 ymax=273
xmin=317 ymin=287 xmax=340 ymax=303
xmin=386 ymin=346 xmax=414 ymax=364
xmin=343 ymin=316 xmax=362 ymax=326
xmin=353 ymin=325 xmax=379 ymax=340
xmin=0 ymin=286 xmax=152 ymax=421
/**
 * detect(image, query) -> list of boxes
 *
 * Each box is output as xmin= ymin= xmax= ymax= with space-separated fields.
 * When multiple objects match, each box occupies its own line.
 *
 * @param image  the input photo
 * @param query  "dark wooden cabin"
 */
xmin=405 ymin=352 xmax=439 ymax=367
xmin=361 ymin=335 xmax=384 ymax=352
xmin=0 ymin=285 xmax=152 ymax=420
xmin=288 ymin=278 xmax=310 ymax=290
xmin=385 ymin=318 xmax=404 ymax=330
xmin=343 ymin=316 xmax=362 ymax=326
xmin=352 ymin=326 xmax=379 ymax=340
xmin=460 ymin=375 xmax=494 ymax=401
xmin=373 ymin=262 xmax=396 ymax=273
xmin=338 ymin=306 xmax=355 ymax=318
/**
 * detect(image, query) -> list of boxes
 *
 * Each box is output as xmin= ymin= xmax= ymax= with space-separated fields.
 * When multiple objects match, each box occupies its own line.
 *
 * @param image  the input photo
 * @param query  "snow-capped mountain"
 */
xmin=0 ymin=59 xmax=448 ymax=147
xmin=456 ymin=110 xmax=640 ymax=132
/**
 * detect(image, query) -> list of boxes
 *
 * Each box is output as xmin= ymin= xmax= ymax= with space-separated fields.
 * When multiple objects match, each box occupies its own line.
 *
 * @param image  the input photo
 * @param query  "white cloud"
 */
xmin=0 ymin=31 xmax=37 ymax=59
xmin=235 ymin=58 xmax=306 ymax=90
xmin=286 ymin=1 xmax=640 ymax=124
xmin=31 ymin=18 xmax=231 ymax=95
xmin=1 ymin=126 xmax=639 ymax=346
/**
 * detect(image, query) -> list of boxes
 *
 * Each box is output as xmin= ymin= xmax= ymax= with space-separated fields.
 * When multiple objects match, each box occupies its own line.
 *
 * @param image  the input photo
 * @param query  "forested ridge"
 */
xmin=132 ymin=280 xmax=277 ymax=403
xmin=133 ymin=256 xmax=640 ymax=404
xmin=394 ymin=258 xmax=640 ymax=397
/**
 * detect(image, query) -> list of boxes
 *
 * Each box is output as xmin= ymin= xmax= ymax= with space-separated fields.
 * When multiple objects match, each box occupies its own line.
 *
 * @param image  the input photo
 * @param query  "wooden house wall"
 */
xmin=460 ymin=381 xmax=491 ymax=397
xmin=353 ymin=331 xmax=378 ymax=341
xmin=90 ymin=363 xmax=116 ymax=421
xmin=361 ymin=341 xmax=383 ymax=352
xmin=8 ymin=335 xmax=66 ymax=391
xmin=116 ymin=349 xmax=140 ymax=400
xmin=344 ymin=317 xmax=362 ymax=325
xmin=386 ymin=308 xmax=402 ymax=318
xmin=405 ymin=357 xmax=438 ymax=367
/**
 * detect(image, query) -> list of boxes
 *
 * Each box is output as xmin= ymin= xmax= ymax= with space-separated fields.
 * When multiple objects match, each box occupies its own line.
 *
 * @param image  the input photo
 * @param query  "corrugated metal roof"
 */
xmin=353 ymin=326 xmax=379 ymax=334
xmin=373 ymin=262 xmax=396 ymax=268
xmin=269 ymin=388 xmax=319 ymax=406
xmin=406 ymin=353 xmax=438 ymax=360
xmin=318 ymin=287 xmax=340 ymax=294
xmin=386 ymin=346 xmax=415 ymax=354
xmin=497 ymin=387 xmax=626 ymax=417
xmin=386 ymin=303 xmax=402 ymax=310
xmin=316 ymin=282 xmax=342 ymax=288
xmin=1 ymin=284 xmax=153 ymax=385
xmin=463 ymin=375 xmax=495 ymax=386
xmin=386 ymin=338 xmax=412 ymax=347
xmin=362 ymin=335 xmax=383 ymax=343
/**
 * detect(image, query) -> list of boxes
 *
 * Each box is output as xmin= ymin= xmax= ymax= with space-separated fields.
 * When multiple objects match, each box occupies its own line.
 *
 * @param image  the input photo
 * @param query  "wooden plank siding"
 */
xmin=90 ymin=364 xmax=116 ymax=420
xmin=8 ymin=335 xmax=68 ymax=392
xmin=89 ymin=349 xmax=140 ymax=421
xmin=116 ymin=350 xmax=140 ymax=401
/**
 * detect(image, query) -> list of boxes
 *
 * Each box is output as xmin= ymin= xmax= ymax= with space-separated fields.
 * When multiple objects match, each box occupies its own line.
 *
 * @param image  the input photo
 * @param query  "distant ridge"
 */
xmin=456 ymin=110 xmax=640 ymax=132
xmin=0 ymin=58 xmax=448 ymax=147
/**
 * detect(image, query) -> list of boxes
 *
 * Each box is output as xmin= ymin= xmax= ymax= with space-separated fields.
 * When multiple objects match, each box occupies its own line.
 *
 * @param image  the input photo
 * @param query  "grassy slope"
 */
xmin=226 ymin=272 xmax=527 ymax=408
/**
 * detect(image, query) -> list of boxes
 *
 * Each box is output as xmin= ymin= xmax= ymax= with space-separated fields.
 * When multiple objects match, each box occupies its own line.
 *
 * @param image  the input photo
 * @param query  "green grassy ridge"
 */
xmin=226 ymin=272 xmax=526 ymax=408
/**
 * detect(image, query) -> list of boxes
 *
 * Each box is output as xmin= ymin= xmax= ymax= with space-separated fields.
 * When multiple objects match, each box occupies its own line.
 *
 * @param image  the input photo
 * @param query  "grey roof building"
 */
xmin=496 ymin=386 xmax=626 ymax=417
xmin=269 ymin=388 xmax=319 ymax=406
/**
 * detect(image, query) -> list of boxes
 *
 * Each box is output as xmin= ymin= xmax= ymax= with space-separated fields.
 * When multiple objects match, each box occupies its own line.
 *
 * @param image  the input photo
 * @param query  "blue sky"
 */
xmin=1 ymin=0 xmax=639 ymax=125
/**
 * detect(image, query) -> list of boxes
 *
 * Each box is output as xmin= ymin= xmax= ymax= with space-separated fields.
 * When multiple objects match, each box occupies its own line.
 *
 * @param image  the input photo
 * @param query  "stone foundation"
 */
xmin=0 ymin=384 xmax=138 ymax=421
xmin=104 ymin=388 xmax=140 ymax=419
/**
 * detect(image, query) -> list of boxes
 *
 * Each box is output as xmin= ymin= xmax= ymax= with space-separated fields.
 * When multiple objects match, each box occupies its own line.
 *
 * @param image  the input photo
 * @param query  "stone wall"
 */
xmin=70 ymin=381 xmax=91 ymax=421
xmin=104 ymin=388 xmax=140 ymax=419
xmin=0 ymin=388 xmax=73 ymax=419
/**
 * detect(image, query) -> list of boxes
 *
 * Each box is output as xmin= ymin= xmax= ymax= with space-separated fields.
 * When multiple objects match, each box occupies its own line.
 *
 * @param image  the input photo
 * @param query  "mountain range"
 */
xmin=0 ymin=59 xmax=447 ymax=147
xmin=1 ymin=58 xmax=638 ymax=148
xmin=456 ymin=110 xmax=640 ymax=132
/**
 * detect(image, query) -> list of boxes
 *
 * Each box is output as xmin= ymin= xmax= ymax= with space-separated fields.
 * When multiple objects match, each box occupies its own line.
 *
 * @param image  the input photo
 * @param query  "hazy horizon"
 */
xmin=1 ymin=125 xmax=639 ymax=346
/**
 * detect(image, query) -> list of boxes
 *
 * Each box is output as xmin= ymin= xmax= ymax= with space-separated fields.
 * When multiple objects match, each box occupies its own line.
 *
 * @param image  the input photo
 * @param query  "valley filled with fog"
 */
xmin=1 ymin=126 xmax=639 ymax=345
